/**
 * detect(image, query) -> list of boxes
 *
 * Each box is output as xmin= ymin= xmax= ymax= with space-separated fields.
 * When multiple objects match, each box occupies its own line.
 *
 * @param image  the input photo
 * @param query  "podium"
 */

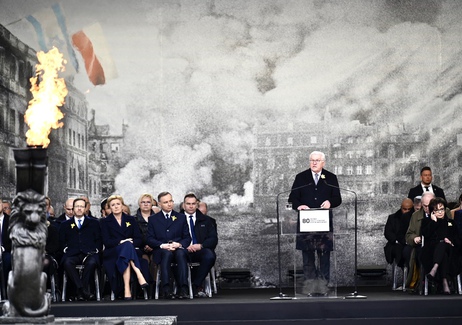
xmin=281 ymin=207 xmax=339 ymax=299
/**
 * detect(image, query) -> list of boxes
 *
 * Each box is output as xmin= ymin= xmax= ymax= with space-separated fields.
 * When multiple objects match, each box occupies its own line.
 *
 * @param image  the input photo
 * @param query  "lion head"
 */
xmin=9 ymin=189 xmax=47 ymax=249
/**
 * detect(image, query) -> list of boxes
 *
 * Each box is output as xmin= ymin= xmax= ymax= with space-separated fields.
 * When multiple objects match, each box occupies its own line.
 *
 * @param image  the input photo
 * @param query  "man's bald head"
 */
xmin=400 ymin=198 xmax=413 ymax=214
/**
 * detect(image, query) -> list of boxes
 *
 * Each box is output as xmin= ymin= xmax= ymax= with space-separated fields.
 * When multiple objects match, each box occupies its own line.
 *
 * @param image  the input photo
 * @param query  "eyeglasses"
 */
xmin=309 ymin=159 xmax=324 ymax=163
xmin=74 ymin=205 xmax=86 ymax=209
xmin=434 ymin=209 xmax=445 ymax=213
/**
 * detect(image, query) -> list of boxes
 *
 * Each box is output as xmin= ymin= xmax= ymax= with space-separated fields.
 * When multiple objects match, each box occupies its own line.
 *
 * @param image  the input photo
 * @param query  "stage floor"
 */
xmin=49 ymin=286 xmax=462 ymax=324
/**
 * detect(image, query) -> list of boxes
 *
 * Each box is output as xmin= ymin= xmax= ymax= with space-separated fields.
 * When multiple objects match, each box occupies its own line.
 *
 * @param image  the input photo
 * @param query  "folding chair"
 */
xmin=62 ymin=264 xmax=101 ymax=301
xmin=154 ymin=264 xmax=193 ymax=299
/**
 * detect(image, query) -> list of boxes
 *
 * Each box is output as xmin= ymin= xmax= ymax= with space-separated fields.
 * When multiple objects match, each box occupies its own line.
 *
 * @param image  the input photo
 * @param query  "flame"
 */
xmin=25 ymin=47 xmax=68 ymax=148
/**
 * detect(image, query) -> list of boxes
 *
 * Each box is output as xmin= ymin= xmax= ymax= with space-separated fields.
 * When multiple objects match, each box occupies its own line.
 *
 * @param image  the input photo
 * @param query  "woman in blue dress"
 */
xmin=100 ymin=195 xmax=148 ymax=299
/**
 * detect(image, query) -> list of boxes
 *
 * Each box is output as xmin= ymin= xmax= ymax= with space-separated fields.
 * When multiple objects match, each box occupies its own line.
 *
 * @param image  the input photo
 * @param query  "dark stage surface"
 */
xmin=49 ymin=287 xmax=462 ymax=325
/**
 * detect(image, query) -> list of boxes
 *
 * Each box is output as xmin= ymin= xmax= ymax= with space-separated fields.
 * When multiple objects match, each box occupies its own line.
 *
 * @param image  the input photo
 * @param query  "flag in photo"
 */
xmin=26 ymin=3 xmax=79 ymax=74
xmin=72 ymin=23 xmax=118 ymax=86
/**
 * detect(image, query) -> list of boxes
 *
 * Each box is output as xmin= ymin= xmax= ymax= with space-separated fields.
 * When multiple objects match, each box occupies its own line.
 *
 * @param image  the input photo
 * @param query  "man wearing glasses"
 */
xmin=288 ymin=151 xmax=342 ymax=295
xmin=404 ymin=192 xmax=435 ymax=291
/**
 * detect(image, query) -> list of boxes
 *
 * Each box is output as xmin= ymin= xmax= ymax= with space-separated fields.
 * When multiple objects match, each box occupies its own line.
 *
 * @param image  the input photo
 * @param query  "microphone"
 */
xmin=323 ymin=180 xmax=357 ymax=197
xmin=278 ymin=183 xmax=313 ymax=210
xmin=277 ymin=183 xmax=313 ymax=197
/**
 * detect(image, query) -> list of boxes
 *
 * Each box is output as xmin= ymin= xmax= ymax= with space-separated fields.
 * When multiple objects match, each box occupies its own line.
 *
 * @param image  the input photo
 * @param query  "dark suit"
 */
xmin=408 ymin=184 xmax=446 ymax=201
xmin=384 ymin=209 xmax=412 ymax=266
xmin=1 ymin=214 xmax=12 ymax=284
xmin=49 ymin=213 xmax=72 ymax=229
xmin=288 ymin=168 xmax=342 ymax=281
xmin=187 ymin=210 xmax=218 ymax=287
xmin=100 ymin=213 xmax=148 ymax=297
xmin=59 ymin=216 xmax=102 ymax=293
xmin=147 ymin=210 xmax=191 ymax=295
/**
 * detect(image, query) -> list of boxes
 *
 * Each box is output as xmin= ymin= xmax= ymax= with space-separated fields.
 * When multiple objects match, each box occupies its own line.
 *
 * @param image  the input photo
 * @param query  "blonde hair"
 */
xmin=107 ymin=195 xmax=125 ymax=206
xmin=138 ymin=193 xmax=154 ymax=206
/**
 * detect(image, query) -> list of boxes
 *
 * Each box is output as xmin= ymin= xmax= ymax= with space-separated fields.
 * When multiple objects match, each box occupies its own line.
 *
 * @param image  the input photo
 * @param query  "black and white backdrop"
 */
xmin=1 ymin=0 xmax=462 ymax=287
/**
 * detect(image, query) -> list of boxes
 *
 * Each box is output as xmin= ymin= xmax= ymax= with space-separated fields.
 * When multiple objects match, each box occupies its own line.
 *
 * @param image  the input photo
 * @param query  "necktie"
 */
xmin=315 ymin=173 xmax=319 ymax=185
xmin=189 ymin=216 xmax=197 ymax=244
xmin=77 ymin=219 xmax=82 ymax=229
xmin=425 ymin=186 xmax=429 ymax=191
xmin=165 ymin=213 xmax=169 ymax=219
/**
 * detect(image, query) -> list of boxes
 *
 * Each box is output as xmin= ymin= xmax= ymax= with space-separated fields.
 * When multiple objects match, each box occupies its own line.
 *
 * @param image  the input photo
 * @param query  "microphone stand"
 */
xmin=270 ymin=183 xmax=313 ymax=300
xmin=324 ymin=181 xmax=366 ymax=299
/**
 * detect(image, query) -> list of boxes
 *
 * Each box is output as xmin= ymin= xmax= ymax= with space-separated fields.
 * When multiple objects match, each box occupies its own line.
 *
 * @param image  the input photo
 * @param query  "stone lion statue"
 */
xmin=2 ymin=189 xmax=50 ymax=317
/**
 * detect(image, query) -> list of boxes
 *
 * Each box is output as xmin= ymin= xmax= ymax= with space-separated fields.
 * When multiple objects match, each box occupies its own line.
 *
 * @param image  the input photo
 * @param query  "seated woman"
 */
xmin=421 ymin=197 xmax=460 ymax=294
xmin=134 ymin=193 xmax=157 ymax=282
xmin=100 ymin=195 xmax=148 ymax=300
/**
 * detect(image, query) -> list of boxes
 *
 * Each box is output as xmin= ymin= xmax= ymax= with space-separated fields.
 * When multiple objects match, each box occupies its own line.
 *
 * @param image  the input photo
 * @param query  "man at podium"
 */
xmin=288 ymin=151 xmax=342 ymax=291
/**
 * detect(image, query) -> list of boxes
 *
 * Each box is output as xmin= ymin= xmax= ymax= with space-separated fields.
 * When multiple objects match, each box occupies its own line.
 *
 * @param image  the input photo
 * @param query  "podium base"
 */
xmin=344 ymin=291 xmax=367 ymax=299
xmin=270 ymin=293 xmax=293 ymax=300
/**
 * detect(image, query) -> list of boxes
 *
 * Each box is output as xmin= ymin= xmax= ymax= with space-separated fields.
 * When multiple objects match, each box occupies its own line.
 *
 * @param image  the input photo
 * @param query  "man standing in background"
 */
xmin=408 ymin=167 xmax=446 ymax=201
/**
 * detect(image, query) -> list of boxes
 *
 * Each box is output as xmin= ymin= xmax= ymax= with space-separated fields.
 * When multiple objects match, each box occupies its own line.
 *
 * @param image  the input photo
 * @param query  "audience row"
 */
xmin=384 ymin=166 xmax=462 ymax=295
xmin=0 ymin=192 xmax=217 ymax=301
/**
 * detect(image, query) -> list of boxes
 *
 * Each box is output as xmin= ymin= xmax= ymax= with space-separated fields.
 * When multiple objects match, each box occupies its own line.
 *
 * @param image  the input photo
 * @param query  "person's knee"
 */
xmin=201 ymin=251 xmax=216 ymax=265
xmin=63 ymin=258 xmax=75 ymax=269
xmin=175 ymin=249 xmax=188 ymax=262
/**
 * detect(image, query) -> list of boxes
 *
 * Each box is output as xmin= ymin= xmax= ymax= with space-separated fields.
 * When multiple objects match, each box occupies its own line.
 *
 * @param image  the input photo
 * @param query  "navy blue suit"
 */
xmin=100 ymin=213 xmax=148 ymax=297
xmin=187 ymin=210 xmax=218 ymax=287
xmin=288 ymin=168 xmax=342 ymax=281
xmin=59 ymin=216 xmax=102 ymax=292
xmin=147 ymin=210 xmax=191 ymax=295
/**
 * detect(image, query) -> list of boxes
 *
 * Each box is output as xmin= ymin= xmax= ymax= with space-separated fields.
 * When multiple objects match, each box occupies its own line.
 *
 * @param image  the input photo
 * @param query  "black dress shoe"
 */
xmin=76 ymin=294 xmax=85 ymax=301
xmin=164 ymin=292 xmax=176 ymax=300
xmin=177 ymin=290 xmax=190 ymax=299
xmin=82 ymin=289 xmax=95 ymax=301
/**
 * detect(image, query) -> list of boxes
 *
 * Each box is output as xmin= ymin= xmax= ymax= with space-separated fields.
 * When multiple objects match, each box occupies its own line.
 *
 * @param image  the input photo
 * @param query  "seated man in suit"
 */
xmin=147 ymin=192 xmax=191 ymax=299
xmin=183 ymin=193 xmax=218 ymax=297
xmin=408 ymin=166 xmax=446 ymax=201
xmin=384 ymin=198 xmax=414 ymax=268
xmin=404 ymin=192 xmax=435 ymax=291
xmin=59 ymin=198 xmax=103 ymax=301
xmin=0 ymin=199 xmax=12 ymax=290
xmin=51 ymin=198 xmax=74 ymax=228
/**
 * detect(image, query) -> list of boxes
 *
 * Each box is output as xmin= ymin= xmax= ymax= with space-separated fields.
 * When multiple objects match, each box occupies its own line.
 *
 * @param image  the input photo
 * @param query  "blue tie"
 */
xmin=189 ymin=216 xmax=197 ymax=244
xmin=77 ymin=219 xmax=82 ymax=229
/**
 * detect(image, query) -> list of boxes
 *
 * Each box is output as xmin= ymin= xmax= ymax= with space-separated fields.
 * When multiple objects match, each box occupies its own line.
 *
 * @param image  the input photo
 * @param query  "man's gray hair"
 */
xmin=309 ymin=151 xmax=326 ymax=161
